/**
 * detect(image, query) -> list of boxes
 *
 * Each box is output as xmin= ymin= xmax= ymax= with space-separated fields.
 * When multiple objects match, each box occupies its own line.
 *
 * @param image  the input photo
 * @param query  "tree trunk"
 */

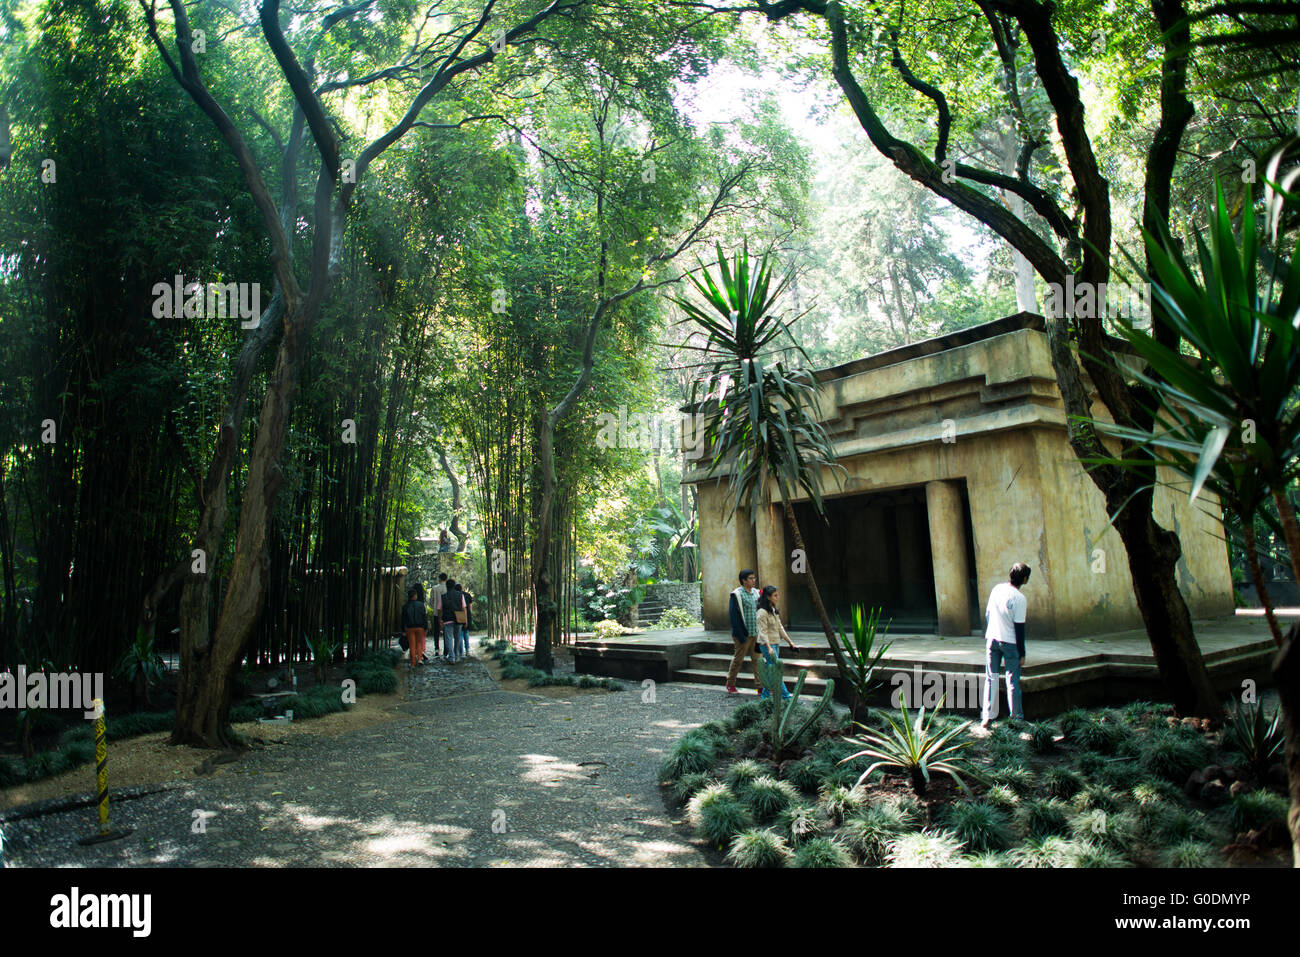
xmin=1111 ymin=498 xmax=1219 ymax=717
xmin=173 ymin=317 xmax=306 ymax=747
xmin=781 ymin=499 xmax=855 ymax=709
xmin=1273 ymin=624 xmax=1300 ymax=867
xmin=1243 ymin=518 xmax=1284 ymax=647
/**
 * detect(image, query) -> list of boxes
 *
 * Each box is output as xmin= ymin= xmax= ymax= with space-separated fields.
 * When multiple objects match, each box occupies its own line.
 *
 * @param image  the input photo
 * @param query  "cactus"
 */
xmin=758 ymin=656 xmax=835 ymax=760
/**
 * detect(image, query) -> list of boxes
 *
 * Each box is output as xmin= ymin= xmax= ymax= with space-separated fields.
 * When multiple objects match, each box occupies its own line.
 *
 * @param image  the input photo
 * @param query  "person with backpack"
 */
xmin=400 ymin=586 xmax=429 ymax=668
xmin=441 ymin=579 xmax=469 ymax=662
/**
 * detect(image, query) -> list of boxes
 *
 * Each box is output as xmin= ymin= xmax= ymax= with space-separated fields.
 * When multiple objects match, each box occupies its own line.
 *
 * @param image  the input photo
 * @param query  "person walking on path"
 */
xmin=756 ymin=585 xmax=798 ymax=701
xmin=724 ymin=569 xmax=761 ymax=695
xmin=430 ymin=573 xmax=448 ymax=658
xmin=981 ymin=562 xmax=1031 ymax=728
xmin=441 ymin=579 xmax=469 ymax=662
xmin=401 ymin=586 xmax=429 ymax=668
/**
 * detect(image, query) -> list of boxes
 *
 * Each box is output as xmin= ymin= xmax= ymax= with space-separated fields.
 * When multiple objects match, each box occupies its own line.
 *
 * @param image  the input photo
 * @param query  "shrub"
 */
xmin=357 ymin=667 xmax=397 ymax=695
xmin=1042 ymin=767 xmax=1085 ymax=800
xmin=792 ymin=836 xmax=853 ymax=868
xmin=839 ymin=807 xmax=903 ymax=865
xmin=744 ymin=776 xmax=800 ymax=821
xmin=1222 ymin=701 xmax=1285 ymax=777
xmin=660 ymin=733 xmax=721 ymax=782
xmin=966 ymin=851 xmax=1014 ymax=868
xmin=941 ymin=801 xmax=1014 ymax=853
xmin=1119 ymin=700 xmax=1166 ymax=725
xmin=1011 ymin=836 xmax=1080 ymax=868
xmin=777 ymin=802 xmax=824 ymax=846
xmin=648 ymin=607 xmax=700 ymax=630
xmin=0 ymin=757 xmax=26 ymax=787
xmin=24 ymin=749 xmax=68 ymax=780
xmin=1229 ymin=791 xmax=1289 ymax=833
xmin=1098 ymin=761 xmax=1145 ymax=791
xmin=728 ymin=700 xmax=769 ymax=731
xmin=1164 ymin=840 xmax=1217 ymax=868
xmin=593 ymin=619 xmax=623 ymax=640
xmin=106 ymin=711 xmax=174 ymax=741
xmin=1073 ymin=784 xmax=1125 ymax=814
xmin=60 ymin=739 xmax=96 ymax=768
xmin=1138 ymin=731 xmax=1209 ymax=784
xmin=818 ymin=784 xmax=865 ymax=824
xmin=884 ymin=829 xmax=966 ymax=867
xmin=672 ymin=773 xmax=716 ymax=803
xmin=987 ymin=764 xmax=1035 ymax=795
xmin=1070 ymin=808 xmax=1137 ymax=850
xmin=783 ymin=759 xmax=824 ymax=792
xmin=724 ymin=758 xmax=769 ymax=794
xmin=688 ymin=783 xmax=752 ymax=847
xmin=842 ymin=698 xmax=977 ymax=796
xmin=1016 ymin=798 xmax=1071 ymax=838
xmin=726 ymin=828 xmax=792 ymax=867
xmin=1073 ymin=841 xmax=1132 ymax=868
xmin=1066 ymin=718 xmax=1127 ymax=755
xmin=1056 ymin=709 xmax=1088 ymax=737
xmin=1146 ymin=804 xmax=1211 ymax=843
xmin=1027 ymin=722 xmax=1058 ymax=754
xmin=984 ymin=784 xmax=1019 ymax=809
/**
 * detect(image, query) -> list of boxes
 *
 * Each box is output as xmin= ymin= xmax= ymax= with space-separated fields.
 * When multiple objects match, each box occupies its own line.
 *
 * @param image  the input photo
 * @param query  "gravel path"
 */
xmin=1 ymin=651 xmax=737 ymax=867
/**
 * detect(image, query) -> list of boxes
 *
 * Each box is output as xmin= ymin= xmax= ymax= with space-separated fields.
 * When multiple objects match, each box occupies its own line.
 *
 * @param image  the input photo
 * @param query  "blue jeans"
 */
xmin=760 ymin=645 xmax=791 ymax=698
xmin=443 ymin=622 xmax=462 ymax=660
xmin=983 ymin=639 xmax=1022 ymax=721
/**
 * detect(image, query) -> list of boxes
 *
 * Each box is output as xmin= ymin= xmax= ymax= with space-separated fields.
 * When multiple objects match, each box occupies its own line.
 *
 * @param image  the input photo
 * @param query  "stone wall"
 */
xmin=645 ymin=582 xmax=702 ymax=620
xmin=403 ymin=551 xmax=483 ymax=597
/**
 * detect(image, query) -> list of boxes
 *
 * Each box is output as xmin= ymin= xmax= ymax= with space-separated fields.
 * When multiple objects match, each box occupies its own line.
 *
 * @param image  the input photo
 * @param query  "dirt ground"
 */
xmin=0 ymin=690 xmax=399 ymax=812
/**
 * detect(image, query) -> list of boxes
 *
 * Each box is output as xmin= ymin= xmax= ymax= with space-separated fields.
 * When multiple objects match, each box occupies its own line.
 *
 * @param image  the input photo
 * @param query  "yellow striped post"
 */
xmin=77 ymin=698 xmax=132 ymax=845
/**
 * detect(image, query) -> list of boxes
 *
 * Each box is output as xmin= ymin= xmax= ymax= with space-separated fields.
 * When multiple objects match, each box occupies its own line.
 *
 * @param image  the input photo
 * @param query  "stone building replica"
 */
xmin=684 ymin=313 xmax=1235 ymax=639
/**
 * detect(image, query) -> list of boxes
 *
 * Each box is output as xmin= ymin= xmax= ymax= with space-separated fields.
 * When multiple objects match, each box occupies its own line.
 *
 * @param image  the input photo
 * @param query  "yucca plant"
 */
xmin=836 ymin=604 xmax=894 ymax=720
xmin=674 ymin=243 xmax=851 ymax=681
xmin=114 ymin=628 xmax=167 ymax=711
xmin=305 ymin=631 xmax=342 ymax=683
xmin=841 ymin=693 xmax=977 ymax=796
xmin=1223 ymin=700 xmax=1285 ymax=779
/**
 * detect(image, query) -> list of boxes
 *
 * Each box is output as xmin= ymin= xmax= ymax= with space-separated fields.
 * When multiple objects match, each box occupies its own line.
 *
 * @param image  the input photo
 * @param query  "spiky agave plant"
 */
xmin=841 ymin=693 xmax=978 ymax=796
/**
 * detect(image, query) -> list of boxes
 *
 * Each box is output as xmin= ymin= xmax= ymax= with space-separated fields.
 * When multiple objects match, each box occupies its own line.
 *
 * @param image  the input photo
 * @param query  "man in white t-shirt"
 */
xmin=981 ymin=562 xmax=1031 ymax=728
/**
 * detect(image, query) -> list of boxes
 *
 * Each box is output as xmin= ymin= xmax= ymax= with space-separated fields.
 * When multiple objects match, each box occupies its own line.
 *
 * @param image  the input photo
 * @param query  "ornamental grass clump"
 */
xmin=726 ymin=828 xmax=792 ymax=868
xmin=724 ymin=758 xmax=769 ymax=794
xmin=884 ymin=829 xmax=966 ymax=868
xmin=1066 ymin=717 xmax=1128 ymax=755
xmin=817 ymin=783 xmax=866 ymax=824
xmin=778 ymin=802 xmax=824 ymax=846
xmin=1010 ymin=835 xmax=1080 ymax=868
xmin=672 ymin=772 xmax=716 ymax=804
xmin=987 ymin=763 xmax=1035 ymax=795
xmin=1042 ymin=766 xmax=1085 ymax=800
xmin=744 ymin=776 xmax=800 ymax=822
xmin=941 ymin=801 xmax=1015 ymax=853
xmin=1164 ymin=840 xmax=1217 ymax=868
xmin=1016 ymin=798 xmax=1072 ymax=839
xmin=782 ymin=759 xmax=824 ymax=792
xmin=688 ymin=783 xmax=753 ymax=848
xmin=1137 ymin=729 xmax=1209 ymax=783
xmin=660 ymin=731 xmax=722 ymax=782
xmin=1027 ymin=721 xmax=1058 ymax=754
xmin=1072 ymin=842 xmax=1132 ymax=868
xmin=792 ymin=836 xmax=853 ymax=868
xmin=839 ymin=808 xmax=902 ymax=866
xmin=1229 ymin=790 xmax=1289 ymax=833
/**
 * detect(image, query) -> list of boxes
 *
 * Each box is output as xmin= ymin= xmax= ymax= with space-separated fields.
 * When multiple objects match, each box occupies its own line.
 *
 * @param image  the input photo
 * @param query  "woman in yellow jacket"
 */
xmin=756 ymin=585 xmax=798 ymax=701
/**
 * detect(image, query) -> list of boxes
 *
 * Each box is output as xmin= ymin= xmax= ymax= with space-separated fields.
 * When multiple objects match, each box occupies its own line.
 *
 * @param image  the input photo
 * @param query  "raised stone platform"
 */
xmin=571 ymin=612 xmax=1287 ymax=718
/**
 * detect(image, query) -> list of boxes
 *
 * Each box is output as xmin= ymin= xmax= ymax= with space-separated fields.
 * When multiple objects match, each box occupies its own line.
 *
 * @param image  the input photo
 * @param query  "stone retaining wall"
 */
xmin=644 ymin=582 xmax=701 ymax=620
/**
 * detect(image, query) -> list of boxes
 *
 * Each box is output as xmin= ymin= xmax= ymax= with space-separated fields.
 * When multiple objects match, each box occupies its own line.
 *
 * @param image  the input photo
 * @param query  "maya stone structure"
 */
xmin=684 ymin=313 xmax=1235 ymax=639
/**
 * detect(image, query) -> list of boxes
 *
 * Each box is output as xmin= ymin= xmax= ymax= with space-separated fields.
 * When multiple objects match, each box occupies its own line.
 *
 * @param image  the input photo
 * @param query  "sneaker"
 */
xmin=781 ymin=690 xmax=792 ymax=701
xmin=759 ymin=690 xmax=771 ymax=700
xmin=979 ymin=718 xmax=991 ymax=730
xmin=725 ymin=684 xmax=739 ymax=694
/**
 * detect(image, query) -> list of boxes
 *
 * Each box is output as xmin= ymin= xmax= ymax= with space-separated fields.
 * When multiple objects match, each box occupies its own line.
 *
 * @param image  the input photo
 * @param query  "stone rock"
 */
xmin=1199 ymin=780 xmax=1228 ymax=806
xmin=1184 ymin=769 xmax=1207 ymax=796
xmin=1220 ymin=765 xmax=1241 ymax=783
xmin=1228 ymin=779 xmax=1254 ymax=798
xmin=266 ymin=677 xmax=279 ymax=690
xmin=1201 ymin=764 xmax=1223 ymax=782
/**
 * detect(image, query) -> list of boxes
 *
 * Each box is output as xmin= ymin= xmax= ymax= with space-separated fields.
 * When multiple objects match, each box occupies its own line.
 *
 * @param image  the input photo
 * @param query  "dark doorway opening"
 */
xmin=789 ymin=486 xmax=938 ymax=632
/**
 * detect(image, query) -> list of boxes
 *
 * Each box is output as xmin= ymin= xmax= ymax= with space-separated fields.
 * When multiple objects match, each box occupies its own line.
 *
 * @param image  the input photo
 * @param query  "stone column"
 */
xmin=756 ymin=502 xmax=789 ymax=626
xmin=926 ymin=480 xmax=973 ymax=636
xmin=698 ymin=481 xmax=757 ymax=630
